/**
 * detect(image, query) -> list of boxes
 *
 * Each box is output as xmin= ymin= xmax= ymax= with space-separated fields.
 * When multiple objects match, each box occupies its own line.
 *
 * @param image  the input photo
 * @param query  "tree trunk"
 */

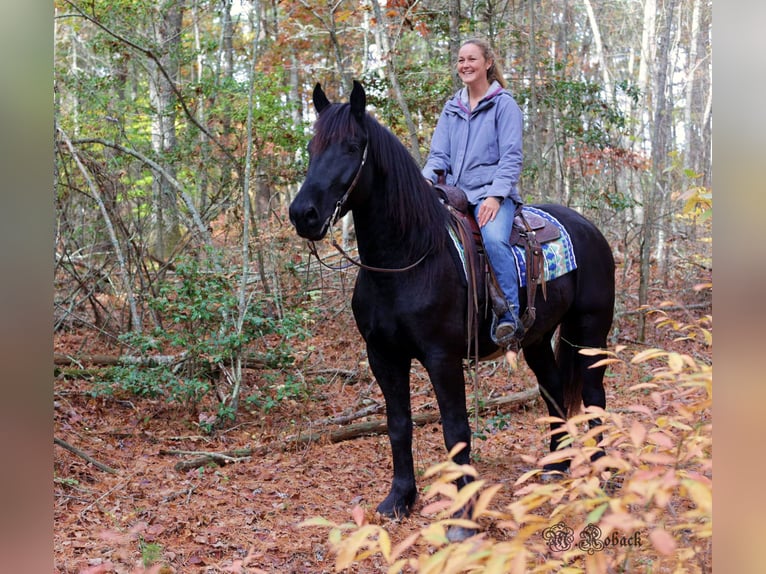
xmin=582 ymin=0 xmax=612 ymax=101
xmin=369 ymin=0 xmax=422 ymax=164
xmin=148 ymin=0 xmax=184 ymax=259
xmin=638 ymin=0 xmax=678 ymax=341
xmin=448 ymin=0 xmax=461 ymax=91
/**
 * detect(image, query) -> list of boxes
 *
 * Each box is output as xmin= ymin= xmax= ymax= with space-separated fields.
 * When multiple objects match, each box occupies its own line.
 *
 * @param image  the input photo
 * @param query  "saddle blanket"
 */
xmin=511 ymin=206 xmax=577 ymax=287
xmin=448 ymin=206 xmax=577 ymax=287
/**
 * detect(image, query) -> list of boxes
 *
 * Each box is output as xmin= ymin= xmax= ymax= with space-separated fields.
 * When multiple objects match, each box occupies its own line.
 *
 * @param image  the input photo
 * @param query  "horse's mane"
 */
xmin=311 ymin=103 xmax=450 ymax=259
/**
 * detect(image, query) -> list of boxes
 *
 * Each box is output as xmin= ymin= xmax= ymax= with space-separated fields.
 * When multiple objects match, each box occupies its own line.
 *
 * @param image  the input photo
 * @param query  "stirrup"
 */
xmin=492 ymin=315 xmax=524 ymax=347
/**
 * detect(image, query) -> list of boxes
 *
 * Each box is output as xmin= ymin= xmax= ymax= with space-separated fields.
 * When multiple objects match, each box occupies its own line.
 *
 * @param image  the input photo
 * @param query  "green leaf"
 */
xmin=586 ymin=502 xmax=609 ymax=524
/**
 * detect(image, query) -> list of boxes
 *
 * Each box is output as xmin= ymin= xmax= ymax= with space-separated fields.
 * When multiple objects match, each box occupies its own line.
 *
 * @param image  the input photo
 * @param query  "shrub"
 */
xmin=302 ymin=345 xmax=712 ymax=573
xmin=93 ymin=252 xmax=311 ymax=424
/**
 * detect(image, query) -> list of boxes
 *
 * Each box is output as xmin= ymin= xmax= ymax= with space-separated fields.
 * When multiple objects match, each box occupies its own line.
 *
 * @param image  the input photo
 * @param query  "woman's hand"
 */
xmin=477 ymin=196 xmax=501 ymax=227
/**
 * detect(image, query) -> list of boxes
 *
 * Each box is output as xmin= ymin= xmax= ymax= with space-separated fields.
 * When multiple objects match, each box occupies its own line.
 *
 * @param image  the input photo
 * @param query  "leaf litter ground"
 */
xmin=54 ymin=267 xmax=711 ymax=573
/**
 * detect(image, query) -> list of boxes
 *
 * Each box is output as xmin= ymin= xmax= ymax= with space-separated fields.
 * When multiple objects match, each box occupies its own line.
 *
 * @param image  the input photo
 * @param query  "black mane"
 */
xmin=311 ymin=103 xmax=450 ymax=259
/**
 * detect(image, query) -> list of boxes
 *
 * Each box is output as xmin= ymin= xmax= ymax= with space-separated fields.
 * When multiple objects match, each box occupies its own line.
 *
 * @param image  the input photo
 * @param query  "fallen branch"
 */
xmin=165 ymin=387 xmax=539 ymax=471
xmin=54 ymin=353 xmax=269 ymax=370
xmin=54 ymin=436 xmax=118 ymax=474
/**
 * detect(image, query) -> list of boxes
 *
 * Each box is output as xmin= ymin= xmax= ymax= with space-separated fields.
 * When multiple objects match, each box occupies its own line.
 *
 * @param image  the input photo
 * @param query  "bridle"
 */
xmin=307 ymin=139 xmax=432 ymax=274
xmin=326 ymin=141 xmax=368 ymax=230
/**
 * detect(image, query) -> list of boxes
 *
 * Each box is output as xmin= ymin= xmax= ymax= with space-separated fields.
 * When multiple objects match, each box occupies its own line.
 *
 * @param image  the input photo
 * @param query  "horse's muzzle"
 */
xmin=289 ymin=198 xmax=330 ymax=241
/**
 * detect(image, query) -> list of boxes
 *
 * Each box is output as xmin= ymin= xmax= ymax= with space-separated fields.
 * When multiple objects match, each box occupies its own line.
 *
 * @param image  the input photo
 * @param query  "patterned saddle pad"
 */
xmin=511 ymin=207 xmax=577 ymax=287
xmin=448 ymin=206 xmax=577 ymax=287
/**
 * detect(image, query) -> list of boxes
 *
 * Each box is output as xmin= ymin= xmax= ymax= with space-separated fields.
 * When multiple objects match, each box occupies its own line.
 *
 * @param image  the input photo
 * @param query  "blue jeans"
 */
xmin=472 ymin=198 xmax=520 ymax=320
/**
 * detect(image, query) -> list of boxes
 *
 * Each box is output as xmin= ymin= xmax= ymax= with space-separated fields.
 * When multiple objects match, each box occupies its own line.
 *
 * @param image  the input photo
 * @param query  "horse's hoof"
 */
xmin=375 ymin=503 xmax=410 ymax=519
xmin=540 ymin=469 xmax=567 ymax=482
xmin=376 ymin=491 xmax=416 ymax=519
xmin=447 ymin=524 xmax=479 ymax=543
xmin=601 ymin=472 xmax=624 ymax=495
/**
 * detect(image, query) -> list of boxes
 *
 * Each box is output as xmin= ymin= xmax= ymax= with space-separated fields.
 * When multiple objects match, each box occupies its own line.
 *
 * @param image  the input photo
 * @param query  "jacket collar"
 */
xmin=450 ymin=80 xmax=505 ymax=115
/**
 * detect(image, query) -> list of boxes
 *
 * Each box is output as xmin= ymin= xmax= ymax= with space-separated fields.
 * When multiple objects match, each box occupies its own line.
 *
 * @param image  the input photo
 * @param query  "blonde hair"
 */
xmin=460 ymin=38 xmax=507 ymax=89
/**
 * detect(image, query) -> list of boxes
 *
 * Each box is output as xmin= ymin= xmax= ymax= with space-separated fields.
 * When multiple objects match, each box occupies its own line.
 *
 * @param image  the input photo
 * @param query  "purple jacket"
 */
xmin=422 ymin=81 xmax=523 ymax=205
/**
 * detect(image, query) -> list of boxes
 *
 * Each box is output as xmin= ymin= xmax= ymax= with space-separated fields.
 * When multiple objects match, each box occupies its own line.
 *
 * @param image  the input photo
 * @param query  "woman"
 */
xmin=422 ymin=38 xmax=525 ymax=348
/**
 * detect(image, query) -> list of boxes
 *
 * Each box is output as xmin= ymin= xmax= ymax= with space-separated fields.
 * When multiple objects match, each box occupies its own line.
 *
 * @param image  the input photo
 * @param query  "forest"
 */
xmin=53 ymin=1 xmax=712 ymax=572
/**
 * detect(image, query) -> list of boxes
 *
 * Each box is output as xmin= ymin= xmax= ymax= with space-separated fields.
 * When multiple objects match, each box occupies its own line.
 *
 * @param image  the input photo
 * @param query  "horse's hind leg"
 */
xmin=367 ymin=346 xmax=418 ymax=518
xmin=523 ymin=331 xmax=571 ymax=473
xmin=559 ymin=312 xmax=611 ymax=462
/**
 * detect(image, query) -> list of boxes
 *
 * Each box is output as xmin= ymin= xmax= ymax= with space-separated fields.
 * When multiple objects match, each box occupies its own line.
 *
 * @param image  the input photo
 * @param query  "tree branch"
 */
xmin=54 ymin=437 xmax=117 ymax=474
xmin=70 ymin=138 xmax=211 ymax=245
xmin=61 ymin=0 xmax=239 ymax=170
xmin=164 ymin=388 xmax=540 ymax=471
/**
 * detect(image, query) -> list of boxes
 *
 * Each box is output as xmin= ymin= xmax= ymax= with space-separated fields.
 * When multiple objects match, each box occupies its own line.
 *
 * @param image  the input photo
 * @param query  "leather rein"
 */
xmin=307 ymin=141 xmax=432 ymax=274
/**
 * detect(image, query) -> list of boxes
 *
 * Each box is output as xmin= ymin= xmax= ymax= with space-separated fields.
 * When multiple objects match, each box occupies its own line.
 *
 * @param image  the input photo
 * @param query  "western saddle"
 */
xmin=432 ymin=171 xmax=560 ymax=350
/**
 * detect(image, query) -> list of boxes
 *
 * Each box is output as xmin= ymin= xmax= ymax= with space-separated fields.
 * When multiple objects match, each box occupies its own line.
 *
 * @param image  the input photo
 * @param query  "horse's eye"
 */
xmin=347 ymin=142 xmax=363 ymax=154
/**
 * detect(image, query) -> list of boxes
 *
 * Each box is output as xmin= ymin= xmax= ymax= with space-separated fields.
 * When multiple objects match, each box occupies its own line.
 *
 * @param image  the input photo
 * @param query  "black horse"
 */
xmin=289 ymin=81 xmax=615 ymax=519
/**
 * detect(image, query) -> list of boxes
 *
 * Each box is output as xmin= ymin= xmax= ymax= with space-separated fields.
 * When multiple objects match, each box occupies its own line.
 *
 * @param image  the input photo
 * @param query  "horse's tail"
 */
xmin=557 ymin=331 xmax=584 ymax=418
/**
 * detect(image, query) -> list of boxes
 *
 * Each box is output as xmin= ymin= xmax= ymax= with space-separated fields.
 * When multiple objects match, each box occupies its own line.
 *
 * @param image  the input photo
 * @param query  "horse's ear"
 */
xmin=313 ymin=83 xmax=331 ymax=114
xmin=350 ymin=80 xmax=366 ymax=123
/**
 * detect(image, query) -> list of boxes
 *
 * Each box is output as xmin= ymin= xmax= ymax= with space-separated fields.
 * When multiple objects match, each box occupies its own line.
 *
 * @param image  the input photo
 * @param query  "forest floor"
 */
xmin=53 ymin=256 xmax=712 ymax=574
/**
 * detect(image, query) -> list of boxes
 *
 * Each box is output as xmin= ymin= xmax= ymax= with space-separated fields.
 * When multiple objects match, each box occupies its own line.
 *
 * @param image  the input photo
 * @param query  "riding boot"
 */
xmin=474 ymin=199 xmax=525 ymax=349
xmin=494 ymin=306 xmax=525 ymax=348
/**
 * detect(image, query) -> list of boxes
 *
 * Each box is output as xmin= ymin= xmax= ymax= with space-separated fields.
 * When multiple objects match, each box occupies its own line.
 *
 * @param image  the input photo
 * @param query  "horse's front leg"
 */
xmin=367 ymin=346 xmax=417 ymax=517
xmin=423 ymin=353 xmax=472 ymax=474
xmin=423 ymin=352 xmax=477 ymax=541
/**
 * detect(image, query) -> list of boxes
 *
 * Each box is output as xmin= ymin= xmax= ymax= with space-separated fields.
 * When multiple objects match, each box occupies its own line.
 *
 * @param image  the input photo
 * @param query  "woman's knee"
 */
xmin=481 ymin=220 xmax=511 ymax=246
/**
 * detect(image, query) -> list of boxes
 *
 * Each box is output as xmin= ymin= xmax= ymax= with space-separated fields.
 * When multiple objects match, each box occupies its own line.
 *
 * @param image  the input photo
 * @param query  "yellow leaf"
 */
xmin=682 ymin=479 xmax=712 ymax=515
xmin=647 ymin=431 xmax=674 ymax=449
xmin=472 ymin=483 xmax=503 ymax=518
xmin=422 ymin=522 xmax=449 ymax=545
xmin=667 ymin=352 xmax=685 ymax=373
xmin=649 ymin=527 xmax=677 ymax=555
xmin=328 ymin=527 xmax=342 ymax=545
xmin=631 ymin=348 xmax=667 ymax=363
xmin=625 ymin=404 xmax=653 ymax=416
xmin=578 ymin=347 xmax=612 ymax=357
xmin=483 ymin=551 xmax=511 ymax=574
xmin=446 ymin=480 xmax=486 ymax=514
xmin=448 ymin=441 xmax=468 ymax=459
xmin=589 ymin=357 xmax=623 ymax=369
xmin=421 ymin=498 xmax=452 ymax=516
xmin=387 ymin=558 xmax=408 ymax=574
xmin=514 ymin=468 xmax=542 ymax=485
xmin=630 ymin=420 xmax=647 ymax=447
xmin=539 ymin=447 xmax=579 ymax=466
xmin=510 ymin=548 xmax=528 ymax=574
xmin=378 ymin=529 xmax=391 ymax=562
xmin=586 ymin=502 xmax=609 ymax=524
xmin=537 ymin=415 xmax=566 ymax=425
xmin=351 ymin=504 xmax=366 ymax=527
xmin=390 ymin=531 xmax=420 ymax=562
xmin=585 ymin=548 xmax=607 ymax=572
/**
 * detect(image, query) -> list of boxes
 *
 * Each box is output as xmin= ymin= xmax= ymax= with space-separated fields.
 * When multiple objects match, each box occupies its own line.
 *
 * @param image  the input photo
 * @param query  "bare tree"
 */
xmin=147 ymin=0 xmax=184 ymax=259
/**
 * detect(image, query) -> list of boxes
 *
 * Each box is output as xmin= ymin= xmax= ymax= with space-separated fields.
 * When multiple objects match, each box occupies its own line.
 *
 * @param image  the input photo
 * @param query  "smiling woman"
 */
xmin=422 ymin=37 xmax=526 ymax=351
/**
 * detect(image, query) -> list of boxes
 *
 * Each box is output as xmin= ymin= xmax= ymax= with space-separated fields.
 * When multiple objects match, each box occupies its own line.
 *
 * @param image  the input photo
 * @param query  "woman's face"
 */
xmin=457 ymin=43 xmax=490 ymax=88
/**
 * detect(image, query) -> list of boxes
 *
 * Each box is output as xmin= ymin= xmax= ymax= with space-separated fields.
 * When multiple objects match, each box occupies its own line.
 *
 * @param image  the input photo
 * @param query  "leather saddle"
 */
xmin=432 ymin=172 xmax=560 ymax=344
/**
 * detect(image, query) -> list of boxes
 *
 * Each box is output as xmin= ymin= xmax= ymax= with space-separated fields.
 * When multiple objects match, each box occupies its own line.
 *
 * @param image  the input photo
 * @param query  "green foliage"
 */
xmin=139 ymin=539 xmax=163 ymax=567
xmin=247 ymin=371 xmax=309 ymax=413
xmin=302 ymin=338 xmax=712 ymax=573
xmin=517 ymin=66 xmax=628 ymax=150
xmin=93 ymin=251 xmax=311 ymax=421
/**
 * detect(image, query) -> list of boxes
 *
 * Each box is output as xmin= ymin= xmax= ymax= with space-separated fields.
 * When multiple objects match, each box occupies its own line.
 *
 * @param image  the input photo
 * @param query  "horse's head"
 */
xmin=289 ymin=81 xmax=369 ymax=240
